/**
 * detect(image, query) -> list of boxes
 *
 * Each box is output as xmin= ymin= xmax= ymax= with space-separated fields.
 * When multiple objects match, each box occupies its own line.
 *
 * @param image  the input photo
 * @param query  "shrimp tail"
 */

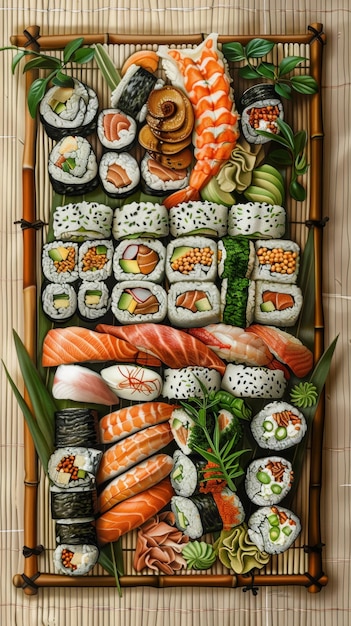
xmin=163 ymin=185 xmax=200 ymax=209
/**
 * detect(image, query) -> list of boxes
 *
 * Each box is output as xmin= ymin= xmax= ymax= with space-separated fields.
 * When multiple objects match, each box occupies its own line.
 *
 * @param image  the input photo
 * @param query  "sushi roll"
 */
xmin=99 ymin=151 xmax=140 ymax=198
xmin=112 ymin=201 xmax=169 ymax=239
xmin=39 ymin=80 xmax=99 ymax=140
xmin=53 ymin=543 xmax=99 ymax=576
xmin=212 ymin=488 xmax=246 ymax=530
xmin=254 ymin=281 xmax=303 ymax=327
xmin=100 ymin=364 xmax=163 ymax=401
xmin=53 ymin=201 xmax=113 ymax=242
xmin=97 ymin=108 xmax=137 ymax=151
xmin=171 ymin=494 xmax=223 ymax=539
xmin=77 ymin=280 xmax=110 ymax=321
xmin=239 ymin=84 xmax=284 ymax=145
xmin=170 ymin=450 xmax=207 ymax=497
xmin=247 ymin=505 xmax=301 ymax=554
xmin=217 ymin=236 xmax=255 ymax=280
xmin=55 ymin=518 xmax=98 ymax=546
xmin=42 ymin=241 xmax=79 ymax=284
xmin=165 ymin=236 xmax=217 ymax=283
xmin=245 ymin=456 xmax=294 ymax=506
xmin=252 ymin=239 xmax=300 ymax=283
xmin=169 ymin=201 xmax=228 ymax=238
xmin=51 ymin=485 xmax=98 ymax=520
xmin=220 ymin=277 xmax=255 ymax=327
xmin=111 ymin=64 xmax=162 ymax=122
xmin=41 ymin=282 xmax=77 ymax=322
xmin=250 ymin=401 xmax=307 ymax=450
xmin=221 ymin=364 xmax=287 ymax=399
xmin=113 ymin=238 xmax=165 ymax=283
xmin=228 ymin=202 xmax=286 ymax=239
xmin=48 ymin=447 xmax=103 ymax=489
xmin=140 ymin=152 xmax=190 ymax=196
xmin=163 ymin=367 xmax=221 ymax=401
xmin=167 ymin=281 xmax=221 ymax=328
xmin=55 ymin=408 xmax=100 ymax=448
xmin=111 ymin=281 xmax=167 ymax=324
xmin=78 ymin=240 xmax=113 ymax=281
xmin=48 ymin=135 xmax=99 ymax=196
xmin=169 ymin=408 xmax=197 ymax=455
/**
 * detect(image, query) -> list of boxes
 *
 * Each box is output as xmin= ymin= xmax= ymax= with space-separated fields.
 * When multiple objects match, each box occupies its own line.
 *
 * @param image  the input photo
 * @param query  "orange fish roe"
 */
xmin=212 ymin=491 xmax=242 ymax=530
xmin=199 ymin=458 xmax=227 ymax=494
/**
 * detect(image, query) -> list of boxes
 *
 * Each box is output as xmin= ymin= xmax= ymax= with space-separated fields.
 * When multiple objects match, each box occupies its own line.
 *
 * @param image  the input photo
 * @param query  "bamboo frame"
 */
xmin=12 ymin=23 xmax=327 ymax=595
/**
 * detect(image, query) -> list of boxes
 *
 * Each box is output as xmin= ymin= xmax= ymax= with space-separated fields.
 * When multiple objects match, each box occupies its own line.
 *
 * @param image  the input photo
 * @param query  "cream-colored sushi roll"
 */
xmin=42 ymin=282 xmax=77 ymax=322
xmin=42 ymin=241 xmax=79 ymax=284
xmin=99 ymin=151 xmax=140 ymax=198
xmin=48 ymin=136 xmax=99 ymax=196
xmin=53 ymin=543 xmax=99 ymax=576
xmin=252 ymin=239 xmax=300 ymax=283
xmin=111 ymin=281 xmax=167 ymax=324
xmin=248 ymin=505 xmax=301 ymax=555
xmin=250 ymin=401 xmax=307 ymax=450
xmin=77 ymin=280 xmax=110 ymax=321
xmin=112 ymin=201 xmax=169 ymax=239
xmin=221 ymin=364 xmax=287 ymax=399
xmin=254 ymin=280 xmax=303 ymax=327
xmin=40 ymin=80 xmax=99 ymax=140
xmin=97 ymin=108 xmax=137 ymax=151
xmin=113 ymin=238 xmax=165 ymax=283
xmin=48 ymin=447 xmax=103 ymax=489
xmin=169 ymin=201 xmax=228 ymax=238
xmin=78 ymin=240 xmax=113 ymax=281
xmin=140 ymin=153 xmax=190 ymax=196
xmin=53 ymin=201 xmax=113 ymax=242
xmin=168 ymin=281 xmax=221 ymax=328
xmin=245 ymin=456 xmax=294 ymax=506
xmin=228 ymin=202 xmax=286 ymax=239
xmin=163 ymin=366 xmax=221 ymax=400
xmin=166 ymin=236 xmax=217 ymax=283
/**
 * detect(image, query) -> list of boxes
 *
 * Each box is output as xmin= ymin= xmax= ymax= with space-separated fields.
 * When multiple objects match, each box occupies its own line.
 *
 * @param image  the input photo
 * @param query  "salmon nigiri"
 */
xmin=99 ymin=401 xmax=176 ymax=443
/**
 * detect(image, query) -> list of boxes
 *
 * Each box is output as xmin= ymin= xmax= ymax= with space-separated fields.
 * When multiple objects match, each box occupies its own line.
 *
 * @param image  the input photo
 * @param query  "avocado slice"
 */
xmin=118 ymin=292 xmax=137 ymax=313
xmin=260 ymin=301 xmax=276 ymax=312
xmin=171 ymin=246 xmax=193 ymax=263
xmin=195 ymin=296 xmax=212 ymax=312
xmin=48 ymin=246 xmax=69 ymax=262
xmin=119 ymin=259 xmax=140 ymax=273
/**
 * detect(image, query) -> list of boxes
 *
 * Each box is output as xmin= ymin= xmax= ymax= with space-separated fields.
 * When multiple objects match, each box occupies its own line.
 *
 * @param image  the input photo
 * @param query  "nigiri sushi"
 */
xmin=52 ymin=364 xmax=119 ymax=406
xmin=99 ymin=401 xmax=176 ymax=443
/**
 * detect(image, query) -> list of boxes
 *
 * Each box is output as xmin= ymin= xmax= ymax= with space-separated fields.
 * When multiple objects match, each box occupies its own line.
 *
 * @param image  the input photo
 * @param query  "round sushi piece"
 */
xmin=99 ymin=151 xmax=140 ymax=198
xmin=239 ymin=84 xmax=284 ymax=145
xmin=252 ymin=239 xmax=300 ymax=284
xmin=39 ymin=80 xmax=99 ymax=140
xmin=111 ymin=281 xmax=167 ymax=324
xmin=250 ymin=401 xmax=307 ymax=450
xmin=168 ymin=281 xmax=221 ymax=328
xmin=55 ymin=518 xmax=98 ymax=546
xmin=77 ymin=280 xmax=110 ymax=321
xmin=48 ymin=447 xmax=103 ymax=489
xmin=97 ymin=108 xmax=137 ymax=151
xmin=55 ymin=408 xmax=100 ymax=448
xmin=53 ymin=543 xmax=99 ymax=576
xmin=48 ymin=135 xmax=99 ymax=196
xmin=247 ymin=505 xmax=301 ymax=554
xmin=228 ymin=202 xmax=286 ymax=239
xmin=100 ymin=364 xmax=163 ymax=401
xmin=51 ymin=485 xmax=97 ymax=520
xmin=42 ymin=241 xmax=79 ymax=284
xmin=254 ymin=280 xmax=303 ymax=327
xmin=212 ymin=487 xmax=246 ymax=530
xmin=245 ymin=456 xmax=294 ymax=506
xmin=140 ymin=152 xmax=190 ymax=196
xmin=41 ymin=282 xmax=77 ymax=322
xmin=221 ymin=364 xmax=287 ymax=399
xmin=53 ymin=201 xmax=114 ymax=242
xmin=113 ymin=238 xmax=165 ymax=283
xmin=171 ymin=494 xmax=223 ymax=539
xmin=111 ymin=64 xmax=161 ymax=122
xmin=169 ymin=201 xmax=228 ymax=238
xmin=220 ymin=277 xmax=255 ymax=328
xmin=112 ymin=201 xmax=169 ymax=239
xmin=170 ymin=450 xmax=207 ymax=497
xmin=218 ymin=236 xmax=255 ymax=280
xmin=78 ymin=240 xmax=113 ymax=281
xmin=166 ymin=236 xmax=217 ymax=283
xmin=163 ymin=367 xmax=221 ymax=401
xmin=169 ymin=408 xmax=197 ymax=455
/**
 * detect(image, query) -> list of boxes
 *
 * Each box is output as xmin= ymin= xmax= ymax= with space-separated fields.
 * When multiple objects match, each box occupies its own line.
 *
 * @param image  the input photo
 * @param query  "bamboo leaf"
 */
xmin=245 ymin=38 xmax=275 ymax=59
xmin=267 ymin=148 xmax=293 ymax=167
xmin=222 ymin=41 xmax=246 ymax=62
xmin=278 ymin=55 xmax=307 ymax=76
xmin=51 ymin=70 xmax=74 ymax=87
xmin=11 ymin=50 xmax=26 ymax=74
xmin=294 ymin=129 xmax=308 ymax=155
xmin=63 ymin=37 xmax=84 ymax=63
xmin=192 ymin=446 xmax=219 ymax=464
xmin=255 ymin=128 xmax=291 ymax=148
xmin=289 ymin=179 xmax=306 ymax=201
xmin=94 ymin=43 xmax=121 ymax=91
xmin=275 ymin=118 xmax=296 ymax=150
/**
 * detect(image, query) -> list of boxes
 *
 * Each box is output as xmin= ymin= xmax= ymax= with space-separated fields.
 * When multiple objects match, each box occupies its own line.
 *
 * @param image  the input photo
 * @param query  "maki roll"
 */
xmin=217 ymin=236 xmax=255 ymax=280
xmin=55 ymin=518 xmax=98 ymax=546
xmin=140 ymin=153 xmax=189 ymax=196
xmin=51 ymin=485 xmax=98 ymax=520
xmin=220 ymin=277 xmax=255 ymax=327
xmin=111 ymin=281 xmax=167 ymax=324
xmin=252 ymin=239 xmax=300 ymax=284
xmin=55 ymin=408 xmax=100 ymax=448
xmin=99 ymin=152 xmax=140 ymax=198
xmin=228 ymin=202 xmax=286 ymax=239
xmin=250 ymin=401 xmax=307 ymax=450
xmin=247 ymin=505 xmax=301 ymax=554
xmin=171 ymin=494 xmax=223 ymax=539
xmin=113 ymin=238 xmax=165 ymax=283
xmin=254 ymin=280 xmax=303 ymax=327
xmin=53 ymin=201 xmax=113 ymax=242
xmin=48 ymin=447 xmax=103 ymax=489
xmin=166 ymin=237 xmax=217 ymax=283
xmin=42 ymin=241 xmax=79 ymax=284
xmin=163 ymin=367 xmax=221 ymax=401
xmin=39 ymin=80 xmax=99 ymax=140
xmin=78 ymin=240 xmax=113 ymax=281
xmin=111 ymin=64 xmax=161 ymax=122
xmin=167 ymin=281 xmax=221 ymax=328
xmin=53 ymin=543 xmax=99 ymax=576
xmin=77 ymin=280 xmax=110 ymax=321
xmin=97 ymin=108 xmax=137 ymax=151
xmin=48 ymin=136 xmax=99 ymax=196
xmin=41 ymin=283 xmax=77 ymax=322
xmin=221 ymin=364 xmax=287 ymax=399
xmin=112 ymin=201 xmax=169 ymax=239
xmin=245 ymin=456 xmax=294 ymax=506
xmin=169 ymin=408 xmax=197 ymax=455
xmin=170 ymin=450 xmax=207 ymax=497
xmin=169 ymin=201 xmax=228 ymax=238
xmin=239 ymin=84 xmax=284 ymax=145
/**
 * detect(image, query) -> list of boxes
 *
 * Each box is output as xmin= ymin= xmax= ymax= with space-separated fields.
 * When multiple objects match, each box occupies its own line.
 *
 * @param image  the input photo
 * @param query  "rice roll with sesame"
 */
xmin=39 ymin=80 xmax=99 ymax=140
xmin=220 ymin=277 xmax=255 ymax=327
xmin=245 ymin=456 xmax=294 ymax=506
xmin=254 ymin=280 xmax=303 ymax=327
xmin=248 ymin=505 xmax=301 ymax=555
xmin=78 ymin=240 xmax=113 ymax=281
xmin=41 ymin=282 xmax=77 ymax=322
xmin=51 ymin=485 xmax=98 ymax=520
xmin=53 ymin=202 xmax=113 ymax=242
xmin=250 ymin=401 xmax=307 ymax=450
xmin=169 ymin=201 xmax=228 ymax=238
xmin=77 ymin=280 xmax=110 ymax=321
xmin=168 ymin=281 xmax=221 ymax=328
xmin=97 ymin=108 xmax=137 ymax=151
xmin=48 ymin=136 xmax=99 ymax=196
xmin=228 ymin=202 xmax=286 ymax=239
xmin=252 ymin=239 xmax=300 ymax=283
xmin=53 ymin=543 xmax=99 ymax=576
xmin=99 ymin=152 xmax=140 ymax=198
xmin=166 ymin=236 xmax=217 ymax=283
xmin=140 ymin=152 xmax=190 ymax=196
xmin=221 ymin=364 xmax=287 ymax=399
xmin=164 ymin=367 xmax=221 ymax=401
xmin=111 ymin=281 xmax=167 ymax=324
xmin=48 ymin=447 xmax=103 ymax=489
xmin=217 ymin=236 xmax=255 ymax=280
xmin=112 ymin=201 xmax=169 ymax=239
xmin=42 ymin=241 xmax=79 ymax=284
xmin=113 ymin=238 xmax=165 ymax=283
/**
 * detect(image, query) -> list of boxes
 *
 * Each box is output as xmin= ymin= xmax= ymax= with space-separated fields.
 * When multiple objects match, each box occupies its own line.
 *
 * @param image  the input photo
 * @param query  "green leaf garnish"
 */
xmin=245 ymin=38 xmax=275 ymax=58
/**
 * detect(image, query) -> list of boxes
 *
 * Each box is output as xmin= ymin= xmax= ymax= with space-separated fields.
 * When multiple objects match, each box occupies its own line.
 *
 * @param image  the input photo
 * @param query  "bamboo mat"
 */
xmin=1 ymin=2 xmax=350 ymax=625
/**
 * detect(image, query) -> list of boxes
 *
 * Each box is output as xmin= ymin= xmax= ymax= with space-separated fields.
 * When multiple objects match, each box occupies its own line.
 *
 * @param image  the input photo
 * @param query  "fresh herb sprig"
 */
xmin=1 ymin=38 xmax=95 ymax=117
xmin=222 ymin=38 xmax=318 ymax=100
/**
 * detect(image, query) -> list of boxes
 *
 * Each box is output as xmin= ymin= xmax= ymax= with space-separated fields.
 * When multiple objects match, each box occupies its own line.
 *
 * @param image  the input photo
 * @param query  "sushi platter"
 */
xmin=9 ymin=25 xmax=332 ymax=594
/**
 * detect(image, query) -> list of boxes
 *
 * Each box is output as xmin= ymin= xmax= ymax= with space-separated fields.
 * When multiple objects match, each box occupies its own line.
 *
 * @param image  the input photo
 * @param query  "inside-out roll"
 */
xmin=168 ymin=281 xmax=221 ymax=328
xmin=166 ymin=236 xmax=217 ymax=283
xmin=111 ymin=281 xmax=168 ymax=324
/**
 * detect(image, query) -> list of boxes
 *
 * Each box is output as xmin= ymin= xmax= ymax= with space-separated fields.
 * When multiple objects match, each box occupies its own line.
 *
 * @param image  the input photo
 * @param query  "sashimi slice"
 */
xmin=52 ymin=364 xmax=119 ymax=406
xmin=245 ymin=324 xmax=313 ymax=377
xmin=99 ymin=401 xmax=176 ymax=443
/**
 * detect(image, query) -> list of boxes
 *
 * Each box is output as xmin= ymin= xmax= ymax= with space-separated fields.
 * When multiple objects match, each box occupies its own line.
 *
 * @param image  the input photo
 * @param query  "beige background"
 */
xmin=1 ymin=2 xmax=350 ymax=625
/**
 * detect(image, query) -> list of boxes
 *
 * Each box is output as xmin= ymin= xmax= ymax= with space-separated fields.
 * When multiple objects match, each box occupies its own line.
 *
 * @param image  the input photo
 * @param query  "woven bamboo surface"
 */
xmin=1 ymin=2 xmax=350 ymax=625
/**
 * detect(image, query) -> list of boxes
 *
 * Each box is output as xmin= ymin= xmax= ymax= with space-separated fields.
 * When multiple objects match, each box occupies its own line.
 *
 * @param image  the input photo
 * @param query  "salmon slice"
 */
xmin=103 ymin=112 xmax=130 ymax=141
xmin=106 ymin=163 xmax=132 ymax=188
xmin=134 ymin=294 xmax=160 ymax=315
xmin=99 ymin=401 xmax=176 ymax=443
xmin=96 ymin=478 xmax=174 ymax=546
xmin=275 ymin=293 xmax=295 ymax=310
xmin=136 ymin=245 xmax=159 ymax=275
xmin=147 ymin=158 xmax=187 ymax=181
xmin=176 ymin=290 xmax=206 ymax=312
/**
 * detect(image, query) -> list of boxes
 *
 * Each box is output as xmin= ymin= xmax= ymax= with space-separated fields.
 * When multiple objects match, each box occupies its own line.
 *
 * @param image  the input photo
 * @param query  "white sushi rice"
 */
xmin=42 ymin=241 xmax=79 ymax=284
xmin=110 ymin=280 xmax=168 ymax=324
xmin=251 ymin=239 xmax=300 ymax=284
xmin=53 ymin=202 xmax=113 ymax=241
xmin=163 ymin=366 xmax=221 ymax=400
xmin=77 ymin=280 xmax=110 ymax=320
xmin=247 ymin=505 xmax=301 ymax=555
xmin=112 ymin=202 xmax=169 ymax=239
xmin=167 ymin=281 xmax=221 ymax=328
xmin=141 ymin=153 xmax=190 ymax=192
xmin=170 ymin=450 xmax=200 ymax=496
xmin=250 ymin=401 xmax=307 ymax=450
xmin=221 ymin=364 xmax=287 ymax=399
xmin=254 ymin=280 xmax=303 ymax=327
xmin=53 ymin=543 xmax=99 ymax=576
xmin=171 ymin=495 xmax=204 ymax=539
xmin=97 ymin=108 xmax=137 ymax=150
xmin=165 ymin=236 xmax=218 ymax=283
xmin=42 ymin=282 xmax=77 ymax=321
xmin=169 ymin=201 xmax=228 ymax=238
xmin=78 ymin=239 xmax=113 ymax=281
xmin=169 ymin=408 xmax=197 ymax=455
xmin=40 ymin=80 xmax=98 ymax=128
xmin=245 ymin=456 xmax=293 ymax=506
xmin=228 ymin=202 xmax=286 ymax=239
xmin=48 ymin=136 xmax=98 ymax=184
xmin=113 ymin=238 xmax=166 ymax=283
xmin=99 ymin=152 xmax=140 ymax=196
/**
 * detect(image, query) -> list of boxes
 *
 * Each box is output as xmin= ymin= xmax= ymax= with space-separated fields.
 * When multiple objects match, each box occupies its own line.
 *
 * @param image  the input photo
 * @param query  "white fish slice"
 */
xmin=52 ymin=364 xmax=119 ymax=406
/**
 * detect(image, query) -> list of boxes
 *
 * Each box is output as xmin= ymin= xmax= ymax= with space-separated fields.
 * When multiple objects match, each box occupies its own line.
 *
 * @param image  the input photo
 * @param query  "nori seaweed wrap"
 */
xmin=171 ymin=493 xmax=223 ymax=539
xmin=111 ymin=65 xmax=160 ymax=121
xmin=54 ymin=408 xmax=100 ymax=448
xmin=55 ymin=518 xmax=98 ymax=546
xmin=51 ymin=485 xmax=97 ymax=520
